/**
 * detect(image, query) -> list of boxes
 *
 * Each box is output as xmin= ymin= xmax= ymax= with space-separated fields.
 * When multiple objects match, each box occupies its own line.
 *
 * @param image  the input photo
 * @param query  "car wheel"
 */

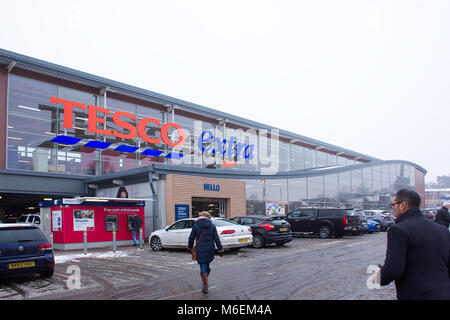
xmin=252 ymin=235 xmax=265 ymax=248
xmin=318 ymin=225 xmax=332 ymax=239
xmin=150 ymin=236 xmax=163 ymax=251
xmin=40 ymin=269 xmax=54 ymax=278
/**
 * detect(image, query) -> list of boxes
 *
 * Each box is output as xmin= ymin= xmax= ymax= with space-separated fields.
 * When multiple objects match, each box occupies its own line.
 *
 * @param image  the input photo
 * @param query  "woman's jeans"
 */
xmin=200 ymin=263 xmax=210 ymax=274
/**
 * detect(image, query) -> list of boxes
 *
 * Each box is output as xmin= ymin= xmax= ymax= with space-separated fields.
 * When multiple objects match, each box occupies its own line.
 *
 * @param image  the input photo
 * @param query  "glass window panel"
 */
xmin=278 ymin=141 xmax=290 ymax=172
xmin=351 ymin=169 xmax=363 ymax=194
xmin=9 ymin=74 xmax=58 ymax=101
xmin=304 ymin=148 xmax=316 ymax=168
xmin=288 ymin=178 xmax=307 ymax=203
xmin=363 ymin=167 xmax=373 ymax=193
xmin=316 ymin=151 xmax=327 ymax=167
xmin=327 ymin=153 xmax=337 ymax=166
xmin=307 ymin=176 xmax=324 ymax=201
xmin=290 ymin=145 xmax=305 ymax=171
xmin=264 ymin=179 xmax=288 ymax=202
xmin=324 ymin=174 xmax=338 ymax=203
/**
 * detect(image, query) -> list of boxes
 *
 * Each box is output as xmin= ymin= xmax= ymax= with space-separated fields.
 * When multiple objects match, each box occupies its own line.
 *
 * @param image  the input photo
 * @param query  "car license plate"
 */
xmin=352 ymin=227 xmax=358 ymax=231
xmin=280 ymin=228 xmax=288 ymax=232
xmin=239 ymin=238 xmax=248 ymax=243
xmin=9 ymin=261 xmax=35 ymax=270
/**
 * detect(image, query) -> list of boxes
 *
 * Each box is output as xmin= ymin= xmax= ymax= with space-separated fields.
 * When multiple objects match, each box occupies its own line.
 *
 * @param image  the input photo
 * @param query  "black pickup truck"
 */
xmin=285 ymin=207 xmax=360 ymax=239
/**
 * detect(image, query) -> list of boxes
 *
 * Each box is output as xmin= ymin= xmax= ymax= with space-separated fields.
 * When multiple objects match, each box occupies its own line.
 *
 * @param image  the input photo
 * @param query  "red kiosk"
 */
xmin=40 ymin=197 xmax=146 ymax=250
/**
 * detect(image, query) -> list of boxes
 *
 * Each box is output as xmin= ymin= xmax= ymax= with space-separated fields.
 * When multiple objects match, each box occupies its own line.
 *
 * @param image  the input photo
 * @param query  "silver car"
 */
xmin=363 ymin=210 xmax=395 ymax=231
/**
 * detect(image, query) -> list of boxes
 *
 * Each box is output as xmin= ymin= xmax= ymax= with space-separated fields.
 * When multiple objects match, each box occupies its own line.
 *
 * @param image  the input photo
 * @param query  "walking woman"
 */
xmin=188 ymin=211 xmax=224 ymax=293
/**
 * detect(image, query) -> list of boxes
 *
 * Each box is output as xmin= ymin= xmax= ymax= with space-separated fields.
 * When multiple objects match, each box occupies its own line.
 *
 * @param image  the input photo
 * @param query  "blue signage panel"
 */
xmin=204 ymin=184 xmax=220 ymax=191
xmin=175 ymin=204 xmax=189 ymax=221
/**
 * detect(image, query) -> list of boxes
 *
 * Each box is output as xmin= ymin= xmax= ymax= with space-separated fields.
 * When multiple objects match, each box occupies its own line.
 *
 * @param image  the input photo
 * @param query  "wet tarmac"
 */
xmin=0 ymin=232 xmax=396 ymax=300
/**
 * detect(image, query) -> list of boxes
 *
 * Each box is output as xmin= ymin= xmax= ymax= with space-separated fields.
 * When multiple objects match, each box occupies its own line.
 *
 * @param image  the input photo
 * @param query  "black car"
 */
xmin=285 ymin=207 xmax=360 ymax=239
xmin=230 ymin=215 xmax=293 ymax=248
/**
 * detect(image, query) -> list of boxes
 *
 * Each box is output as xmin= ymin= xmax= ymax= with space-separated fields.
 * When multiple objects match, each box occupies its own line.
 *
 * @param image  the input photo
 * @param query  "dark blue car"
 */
xmin=0 ymin=224 xmax=54 ymax=278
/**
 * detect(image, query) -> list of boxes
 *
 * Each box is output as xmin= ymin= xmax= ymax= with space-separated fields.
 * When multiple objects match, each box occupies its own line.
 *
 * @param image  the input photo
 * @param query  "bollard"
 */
xmin=112 ymin=225 xmax=117 ymax=252
xmin=139 ymin=228 xmax=143 ymax=250
xmin=83 ymin=231 xmax=87 ymax=255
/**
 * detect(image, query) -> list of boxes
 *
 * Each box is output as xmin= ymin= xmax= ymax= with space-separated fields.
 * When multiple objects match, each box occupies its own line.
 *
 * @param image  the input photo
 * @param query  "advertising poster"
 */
xmin=265 ymin=201 xmax=286 ymax=216
xmin=73 ymin=209 xmax=95 ymax=231
xmin=52 ymin=210 xmax=62 ymax=232
xmin=175 ymin=204 xmax=189 ymax=221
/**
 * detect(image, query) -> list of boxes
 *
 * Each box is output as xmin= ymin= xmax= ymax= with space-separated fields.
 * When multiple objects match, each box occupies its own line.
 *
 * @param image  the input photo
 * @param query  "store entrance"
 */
xmin=192 ymin=197 xmax=227 ymax=219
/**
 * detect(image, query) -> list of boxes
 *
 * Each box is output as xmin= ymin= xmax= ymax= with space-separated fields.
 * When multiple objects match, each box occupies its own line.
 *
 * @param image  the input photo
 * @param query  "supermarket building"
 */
xmin=0 ymin=48 xmax=426 ymax=237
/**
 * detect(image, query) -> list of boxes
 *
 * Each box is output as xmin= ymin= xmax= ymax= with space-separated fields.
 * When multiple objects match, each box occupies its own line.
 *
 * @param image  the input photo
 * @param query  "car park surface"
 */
xmin=231 ymin=215 xmax=293 ymax=248
xmin=0 ymin=232 xmax=395 ymax=300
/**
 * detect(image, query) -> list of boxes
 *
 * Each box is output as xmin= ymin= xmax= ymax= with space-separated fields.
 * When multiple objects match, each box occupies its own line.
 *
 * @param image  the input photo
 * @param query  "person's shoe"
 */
xmin=201 ymin=274 xmax=208 ymax=293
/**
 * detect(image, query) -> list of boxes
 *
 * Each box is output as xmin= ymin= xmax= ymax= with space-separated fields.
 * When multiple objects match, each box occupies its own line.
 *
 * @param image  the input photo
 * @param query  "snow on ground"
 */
xmin=54 ymin=250 xmax=131 ymax=264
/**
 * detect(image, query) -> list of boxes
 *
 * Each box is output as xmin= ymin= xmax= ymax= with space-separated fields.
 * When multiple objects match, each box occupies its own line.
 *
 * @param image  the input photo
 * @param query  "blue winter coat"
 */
xmin=188 ymin=218 xmax=223 ymax=264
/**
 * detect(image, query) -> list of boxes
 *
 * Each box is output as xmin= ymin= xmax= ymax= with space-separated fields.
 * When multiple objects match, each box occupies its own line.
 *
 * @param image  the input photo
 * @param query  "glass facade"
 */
xmin=242 ymin=164 xmax=423 ymax=214
xmin=7 ymin=74 xmax=364 ymax=176
xmin=5 ymin=72 xmax=426 ymax=214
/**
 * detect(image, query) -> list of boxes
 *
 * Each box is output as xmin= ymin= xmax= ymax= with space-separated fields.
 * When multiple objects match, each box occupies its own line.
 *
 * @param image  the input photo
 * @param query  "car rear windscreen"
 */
xmin=0 ymin=227 xmax=46 ymax=243
xmin=212 ymin=219 xmax=239 ymax=227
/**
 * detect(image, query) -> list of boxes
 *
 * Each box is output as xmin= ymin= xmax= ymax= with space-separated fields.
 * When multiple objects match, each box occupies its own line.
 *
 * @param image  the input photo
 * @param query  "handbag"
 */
xmin=192 ymin=228 xmax=206 ymax=260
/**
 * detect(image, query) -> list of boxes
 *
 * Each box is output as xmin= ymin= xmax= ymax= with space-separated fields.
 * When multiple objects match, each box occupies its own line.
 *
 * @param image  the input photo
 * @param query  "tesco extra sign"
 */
xmin=50 ymin=97 xmax=185 ymax=147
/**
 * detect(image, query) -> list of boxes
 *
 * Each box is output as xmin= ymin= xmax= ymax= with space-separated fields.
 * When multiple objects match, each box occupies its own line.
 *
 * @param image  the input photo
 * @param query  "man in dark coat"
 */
xmin=436 ymin=201 xmax=450 ymax=229
xmin=188 ymin=211 xmax=224 ymax=293
xmin=379 ymin=189 xmax=450 ymax=300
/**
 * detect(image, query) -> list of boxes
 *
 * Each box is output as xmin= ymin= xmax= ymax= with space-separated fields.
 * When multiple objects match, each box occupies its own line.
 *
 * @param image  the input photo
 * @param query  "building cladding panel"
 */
xmin=166 ymin=174 xmax=246 ymax=226
xmin=0 ymin=48 xmax=428 ymax=218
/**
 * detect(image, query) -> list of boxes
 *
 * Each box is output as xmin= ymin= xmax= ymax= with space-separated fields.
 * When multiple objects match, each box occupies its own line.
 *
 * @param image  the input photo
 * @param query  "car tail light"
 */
xmin=38 ymin=242 xmax=52 ymax=252
xmin=0 ymin=248 xmax=2 ymax=255
xmin=260 ymin=223 xmax=275 ymax=231
xmin=248 ymin=227 xmax=252 ymax=232
xmin=384 ymin=216 xmax=390 ymax=219
xmin=343 ymin=218 xmax=349 ymax=226
xmin=221 ymin=230 xmax=236 ymax=235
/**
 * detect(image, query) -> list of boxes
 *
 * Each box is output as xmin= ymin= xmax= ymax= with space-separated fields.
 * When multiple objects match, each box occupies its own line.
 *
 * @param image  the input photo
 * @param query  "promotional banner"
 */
xmin=73 ymin=209 xmax=95 ymax=231
xmin=265 ymin=201 xmax=286 ymax=216
xmin=52 ymin=210 xmax=62 ymax=232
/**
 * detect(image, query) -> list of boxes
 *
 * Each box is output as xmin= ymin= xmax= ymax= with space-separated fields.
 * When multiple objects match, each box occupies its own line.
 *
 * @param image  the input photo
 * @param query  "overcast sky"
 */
xmin=1 ymin=0 xmax=449 ymax=183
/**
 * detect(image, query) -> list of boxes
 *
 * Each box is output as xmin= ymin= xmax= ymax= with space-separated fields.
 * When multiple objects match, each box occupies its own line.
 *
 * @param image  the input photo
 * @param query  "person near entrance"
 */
xmin=188 ymin=211 xmax=224 ymax=294
xmin=131 ymin=214 xmax=142 ymax=246
xmin=378 ymin=189 xmax=450 ymax=300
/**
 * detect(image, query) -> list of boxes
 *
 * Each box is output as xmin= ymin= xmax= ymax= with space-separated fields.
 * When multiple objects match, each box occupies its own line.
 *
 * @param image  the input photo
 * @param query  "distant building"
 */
xmin=425 ymin=188 xmax=450 ymax=208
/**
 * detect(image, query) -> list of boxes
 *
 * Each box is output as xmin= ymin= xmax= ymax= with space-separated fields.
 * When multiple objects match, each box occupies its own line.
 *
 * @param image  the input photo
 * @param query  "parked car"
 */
xmin=285 ymin=207 xmax=360 ymax=239
xmin=422 ymin=209 xmax=437 ymax=220
xmin=366 ymin=219 xmax=381 ymax=233
xmin=354 ymin=209 xmax=368 ymax=234
xmin=363 ymin=210 xmax=394 ymax=231
xmin=16 ymin=214 xmax=41 ymax=226
xmin=149 ymin=218 xmax=253 ymax=251
xmin=230 ymin=215 xmax=293 ymax=248
xmin=0 ymin=224 xmax=54 ymax=278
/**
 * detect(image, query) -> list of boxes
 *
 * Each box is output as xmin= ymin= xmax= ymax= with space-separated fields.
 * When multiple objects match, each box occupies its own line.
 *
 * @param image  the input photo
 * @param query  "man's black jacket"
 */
xmin=380 ymin=208 xmax=450 ymax=300
xmin=436 ymin=207 xmax=450 ymax=229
